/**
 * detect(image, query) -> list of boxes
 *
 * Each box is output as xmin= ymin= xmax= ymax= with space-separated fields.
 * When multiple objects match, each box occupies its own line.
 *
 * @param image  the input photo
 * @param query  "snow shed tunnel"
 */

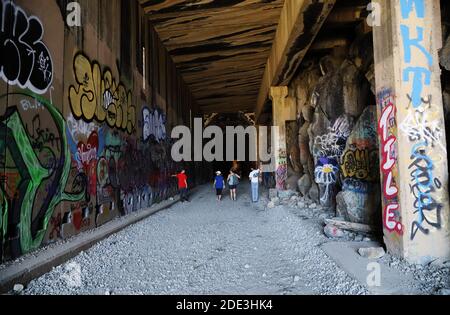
xmin=0 ymin=0 xmax=449 ymax=266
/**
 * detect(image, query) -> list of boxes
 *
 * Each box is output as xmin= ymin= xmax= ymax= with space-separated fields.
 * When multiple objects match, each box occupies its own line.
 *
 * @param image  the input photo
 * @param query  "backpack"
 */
xmin=228 ymin=174 xmax=238 ymax=186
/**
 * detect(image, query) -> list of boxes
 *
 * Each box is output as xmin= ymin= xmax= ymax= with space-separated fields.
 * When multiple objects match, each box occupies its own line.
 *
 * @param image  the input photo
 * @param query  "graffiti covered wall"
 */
xmin=0 ymin=0 xmax=201 ymax=262
xmin=373 ymin=0 xmax=450 ymax=262
xmin=290 ymin=32 xmax=379 ymax=217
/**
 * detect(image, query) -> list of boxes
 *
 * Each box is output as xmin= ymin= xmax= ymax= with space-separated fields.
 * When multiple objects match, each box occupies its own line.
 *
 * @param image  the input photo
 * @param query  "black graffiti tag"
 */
xmin=0 ymin=1 xmax=53 ymax=94
xmin=408 ymin=145 xmax=442 ymax=240
xmin=27 ymin=114 xmax=61 ymax=153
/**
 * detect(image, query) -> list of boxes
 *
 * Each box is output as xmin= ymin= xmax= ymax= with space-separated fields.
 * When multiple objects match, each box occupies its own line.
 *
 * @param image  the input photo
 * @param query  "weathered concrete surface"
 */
xmin=373 ymin=0 xmax=450 ymax=262
xmin=256 ymin=0 xmax=336 ymax=121
xmin=270 ymin=86 xmax=297 ymax=191
xmin=321 ymin=242 xmax=419 ymax=295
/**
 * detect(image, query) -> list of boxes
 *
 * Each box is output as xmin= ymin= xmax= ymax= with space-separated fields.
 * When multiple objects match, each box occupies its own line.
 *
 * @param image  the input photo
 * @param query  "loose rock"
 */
xmin=324 ymin=225 xmax=345 ymax=239
xmin=358 ymin=247 xmax=386 ymax=259
xmin=13 ymin=284 xmax=24 ymax=294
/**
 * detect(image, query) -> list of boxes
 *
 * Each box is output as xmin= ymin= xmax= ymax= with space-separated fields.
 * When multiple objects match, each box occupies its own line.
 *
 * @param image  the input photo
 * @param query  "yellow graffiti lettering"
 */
xmin=341 ymin=149 xmax=378 ymax=181
xmin=69 ymin=53 xmax=136 ymax=134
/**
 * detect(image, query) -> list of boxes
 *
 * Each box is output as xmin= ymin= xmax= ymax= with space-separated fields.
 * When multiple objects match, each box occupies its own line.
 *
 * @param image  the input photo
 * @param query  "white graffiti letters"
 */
xmin=400 ymin=108 xmax=445 ymax=152
xmin=143 ymin=107 xmax=166 ymax=143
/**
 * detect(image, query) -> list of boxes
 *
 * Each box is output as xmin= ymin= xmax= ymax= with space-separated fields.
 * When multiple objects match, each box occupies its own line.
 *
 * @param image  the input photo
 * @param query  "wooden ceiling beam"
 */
xmin=255 ymin=0 xmax=336 ymax=122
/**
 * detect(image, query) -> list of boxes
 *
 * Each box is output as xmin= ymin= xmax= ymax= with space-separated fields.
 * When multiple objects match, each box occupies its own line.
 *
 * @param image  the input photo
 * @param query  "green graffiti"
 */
xmin=0 ymin=190 xmax=7 ymax=243
xmin=0 ymin=92 xmax=85 ymax=255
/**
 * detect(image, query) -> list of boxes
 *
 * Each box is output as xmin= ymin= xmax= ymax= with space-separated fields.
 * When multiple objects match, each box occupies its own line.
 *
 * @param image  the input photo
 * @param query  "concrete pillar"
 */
xmin=256 ymin=125 xmax=262 ymax=167
xmin=373 ymin=0 xmax=450 ymax=263
xmin=270 ymin=86 xmax=296 ymax=191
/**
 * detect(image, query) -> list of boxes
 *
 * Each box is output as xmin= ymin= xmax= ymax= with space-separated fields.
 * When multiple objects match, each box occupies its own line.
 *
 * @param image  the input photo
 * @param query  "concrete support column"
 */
xmin=373 ymin=0 xmax=450 ymax=263
xmin=256 ymin=125 xmax=262 ymax=167
xmin=270 ymin=86 xmax=296 ymax=191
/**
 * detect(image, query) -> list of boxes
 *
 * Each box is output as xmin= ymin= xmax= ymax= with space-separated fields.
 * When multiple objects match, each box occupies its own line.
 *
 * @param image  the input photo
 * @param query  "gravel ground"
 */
xmin=23 ymin=183 xmax=370 ymax=295
xmin=19 ymin=183 xmax=449 ymax=295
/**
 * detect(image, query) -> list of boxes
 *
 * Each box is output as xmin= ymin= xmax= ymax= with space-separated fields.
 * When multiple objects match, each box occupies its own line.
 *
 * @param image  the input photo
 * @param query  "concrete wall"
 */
xmin=0 ymin=0 xmax=205 ymax=262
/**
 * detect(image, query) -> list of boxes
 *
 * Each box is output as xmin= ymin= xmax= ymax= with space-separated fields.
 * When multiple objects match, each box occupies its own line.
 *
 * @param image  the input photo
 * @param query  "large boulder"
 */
xmin=302 ymin=105 xmax=315 ymax=122
xmin=365 ymin=64 xmax=376 ymax=95
xmin=298 ymin=174 xmax=312 ymax=196
xmin=311 ymin=114 xmax=354 ymax=208
xmin=308 ymin=183 xmax=320 ymax=204
xmin=311 ymin=114 xmax=354 ymax=162
xmin=336 ymin=192 xmax=350 ymax=221
xmin=341 ymin=60 xmax=369 ymax=118
xmin=286 ymin=174 xmax=301 ymax=191
xmin=324 ymin=224 xmax=345 ymax=239
xmin=439 ymin=35 xmax=450 ymax=71
xmin=298 ymin=122 xmax=311 ymax=167
xmin=336 ymin=188 xmax=380 ymax=225
xmin=314 ymin=60 xmax=345 ymax=123
xmin=443 ymin=90 xmax=450 ymax=117
xmin=338 ymin=105 xmax=380 ymax=225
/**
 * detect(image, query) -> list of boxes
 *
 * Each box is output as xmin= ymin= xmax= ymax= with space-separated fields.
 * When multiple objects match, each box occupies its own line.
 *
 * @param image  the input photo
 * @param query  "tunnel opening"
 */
xmin=204 ymin=112 xmax=256 ymax=182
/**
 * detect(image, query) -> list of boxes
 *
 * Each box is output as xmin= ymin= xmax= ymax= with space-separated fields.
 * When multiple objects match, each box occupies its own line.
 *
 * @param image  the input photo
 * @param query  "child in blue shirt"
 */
xmin=214 ymin=171 xmax=225 ymax=201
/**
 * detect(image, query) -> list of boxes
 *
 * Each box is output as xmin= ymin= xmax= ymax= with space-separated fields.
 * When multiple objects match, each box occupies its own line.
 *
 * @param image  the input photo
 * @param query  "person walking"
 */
xmin=172 ymin=169 xmax=189 ymax=202
xmin=249 ymin=167 xmax=261 ymax=203
xmin=227 ymin=169 xmax=241 ymax=201
xmin=214 ymin=171 xmax=225 ymax=201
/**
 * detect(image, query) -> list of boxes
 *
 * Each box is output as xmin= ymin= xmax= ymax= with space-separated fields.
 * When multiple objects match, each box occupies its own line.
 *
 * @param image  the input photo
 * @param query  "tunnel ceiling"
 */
xmin=140 ymin=0 xmax=285 ymax=114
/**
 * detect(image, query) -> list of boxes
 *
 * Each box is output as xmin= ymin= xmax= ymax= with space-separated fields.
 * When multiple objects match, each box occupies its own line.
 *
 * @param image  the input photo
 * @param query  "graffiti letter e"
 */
xmin=366 ymin=262 xmax=381 ymax=287
xmin=67 ymin=2 xmax=81 ymax=27
xmin=367 ymin=2 xmax=381 ymax=27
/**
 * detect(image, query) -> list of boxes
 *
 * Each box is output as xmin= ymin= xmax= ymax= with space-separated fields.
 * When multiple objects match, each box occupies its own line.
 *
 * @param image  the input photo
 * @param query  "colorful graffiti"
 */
xmin=341 ymin=149 xmax=378 ymax=181
xmin=276 ymin=149 xmax=288 ymax=190
xmin=69 ymin=53 xmax=136 ymax=134
xmin=337 ymin=106 xmax=380 ymax=225
xmin=340 ymin=106 xmax=379 ymax=183
xmin=314 ymin=115 xmax=353 ymax=160
xmin=377 ymin=90 xmax=403 ymax=235
xmin=0 ymin=92 xmax=85 ymax=258
xmin=313 ymin=115 xmax=353 ymax=207
xmin=399 ymin=101 xmax=445 ymax=152
xmin=142 ymin=107 xmax=166 ymax=143
xmin=409 ymin=143 xmax=442 ymax=239
xmin=399 ymin=0 xmax=444 ymax=240
xmin=0 ymin=81 xmax=177 ymax=262
xmin=0 ymin=0 xmax=53 ymax=94
xmin=314 ymin=157 xmax=339 ymax=205
xmin=0 ymin=2 xmax=202 ymax=263
xmin=399 ymin=0 xmax=431 ymax=109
